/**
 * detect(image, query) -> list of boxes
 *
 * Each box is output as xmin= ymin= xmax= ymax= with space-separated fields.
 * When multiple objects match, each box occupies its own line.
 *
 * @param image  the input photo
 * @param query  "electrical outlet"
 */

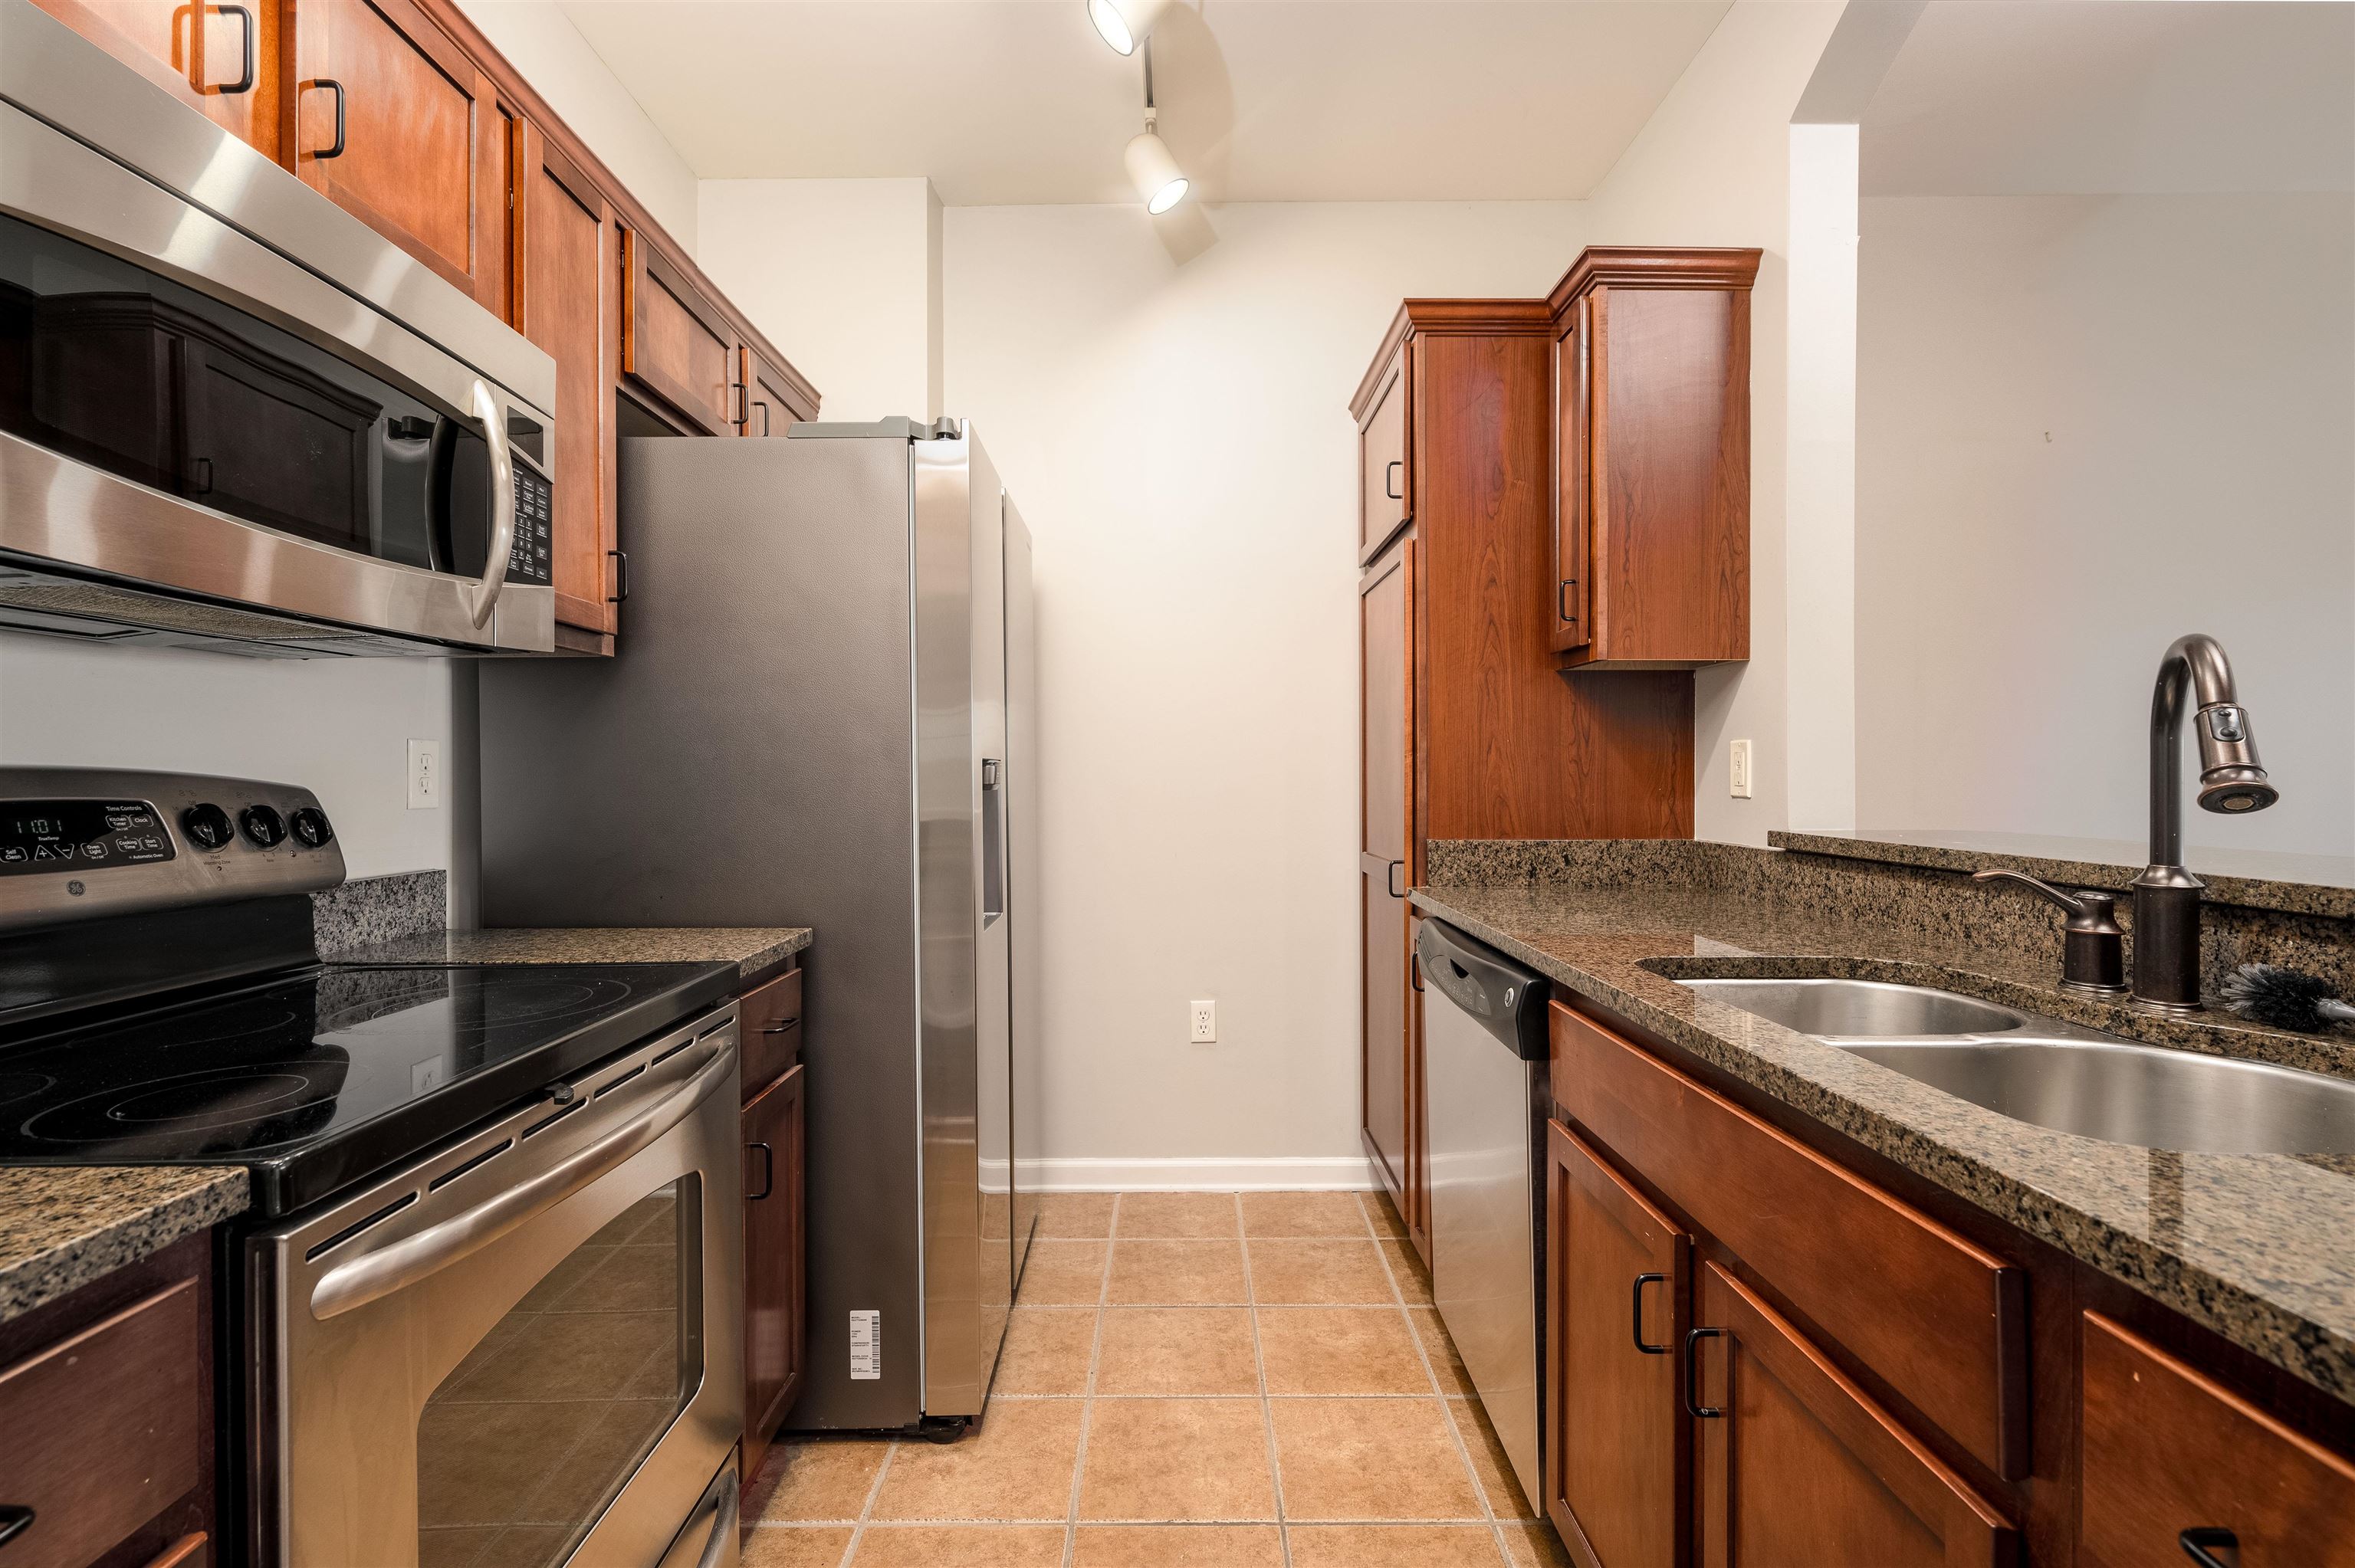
xmin=407 ymin=739 xmax=442 ymax=809
xmin=1729 ymin=739 xmax=1753 ymax=799
xmin=1189 ymin=999 xmax=1217 ymax=1044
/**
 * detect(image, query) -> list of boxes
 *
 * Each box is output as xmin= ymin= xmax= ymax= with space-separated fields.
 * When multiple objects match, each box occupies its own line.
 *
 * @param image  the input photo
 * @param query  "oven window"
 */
xmin=415 ymin=1178 xmax=698 ymax=1568
xmin=0 ymin=212 xmax=494 ymax=576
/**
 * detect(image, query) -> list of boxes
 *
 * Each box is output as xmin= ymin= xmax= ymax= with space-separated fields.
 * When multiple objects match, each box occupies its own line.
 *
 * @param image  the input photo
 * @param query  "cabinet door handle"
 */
xmin=1558 ymin=579 xmax=1578 ymax=626
xmin=754 ymin=399 xmax=771 ymax=436
xmin=2179 ymin=1528 xmax=2239 ymax=1567
xmin=608 ymin=549 xmax=630 ymax=604
xmin=0 ymin=1505 xmax=32 ymax=1547
xmin=1409 ymin=954 xmax=1425 ymax=993
xmin=305 ymin=78 xmax=347 ymax=159
xmin=747 ymin=1140 xmax=774 ymax=1201
xmin=1384 ymin=459 xmax=1403 ymax=500
xmin=1386 ymin=859 xmax=1406 ymax=899
xmin=1683 ymin=1327 xmax=1725 ymax=1418
xmin=205 ymin=5 xmax=255 ymax=94
xmin=1632 ymin=1272 xmax=1670 ymax=1354
xmin=760 ymin=1016 xmax=800 ymax=1035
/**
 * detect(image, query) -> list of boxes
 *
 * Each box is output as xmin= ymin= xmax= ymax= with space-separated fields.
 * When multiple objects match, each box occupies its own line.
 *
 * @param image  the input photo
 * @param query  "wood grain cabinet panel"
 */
xmin=515 ymin=123 xmax=616 ymax=637
xmin=1552 ymin=1002 xmax=2029 ymax=1481
xmin=293 ymin=0 xmax=508 ymax=311
xmin=742 ymin=1061 xmax=806 ymax=1483
xmin=1359 ymin=534 xmax=1414 ymax=1220
xmin=0 ymin=1278 xmax=203 ymax=1568
xmin=739 ymin=344 xmax=813 ymax=438
xmin=1357 ymin=349 xmax=1409 ymax=563
xmin=622 ymin=229 xmax=740 ymax=436
xmin=33 ymin=0 xmax=283 ymax=159
xmin=1693 ymin=1261 xmax=2016 ymax=1568
xmin=738 ymin=966 xmax=803 ymax=1095
xmin=2081 ymin=1311 xmax=2355 ymax=1567
xmin=1546 ymin=1120 xmax=1688 ymax=1568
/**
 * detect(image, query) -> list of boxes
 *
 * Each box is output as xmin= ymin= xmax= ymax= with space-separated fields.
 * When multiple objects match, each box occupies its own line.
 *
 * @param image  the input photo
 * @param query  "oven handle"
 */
xmin=308 ymin=1040 xmax=735 ymax=1321
xmin=688 ymin=1468 xmax=739 ymax=1568
xmin=466 ymin=378 xmax=516 ymax=629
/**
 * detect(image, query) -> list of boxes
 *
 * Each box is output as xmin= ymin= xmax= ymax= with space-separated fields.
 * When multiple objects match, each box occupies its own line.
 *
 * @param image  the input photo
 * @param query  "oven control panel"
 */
xmin=507 ymin=467 xmax=553 ymax=587
xmin=0 ymin=768 xmax=345 ymax=930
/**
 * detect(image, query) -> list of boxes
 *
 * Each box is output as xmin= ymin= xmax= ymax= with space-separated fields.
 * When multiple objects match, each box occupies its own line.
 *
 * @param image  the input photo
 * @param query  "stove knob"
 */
xmin=181 ymin=802 xmax=234 ymax=851
xmin=238 ymin=804 xmax=287 ymax=848
xmin=289 ymin=807 xmax=335 ymax=849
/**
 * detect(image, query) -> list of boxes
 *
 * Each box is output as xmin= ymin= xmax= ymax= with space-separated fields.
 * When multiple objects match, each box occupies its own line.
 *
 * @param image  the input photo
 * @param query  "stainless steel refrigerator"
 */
xmin=478 ymin=418 xmax=1038 ymax=1435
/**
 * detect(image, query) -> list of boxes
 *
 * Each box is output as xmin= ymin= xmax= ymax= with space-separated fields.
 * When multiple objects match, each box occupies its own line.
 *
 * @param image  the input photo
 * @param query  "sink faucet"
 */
xmin=2132 ymin=633 xmax=2279 ymax=1014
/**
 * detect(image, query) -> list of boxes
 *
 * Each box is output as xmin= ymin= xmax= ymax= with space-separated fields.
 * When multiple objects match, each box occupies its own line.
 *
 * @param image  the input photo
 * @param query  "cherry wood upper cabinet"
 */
xmin=292 ymin=0 xmax=509 ymax=313
xmin=2081 ymin=1313 xmax=2355 ymax=1567
xmin=1548 ymin=248 xmax=1759 ymax=670
xmin=740 ymin=344 xmax=816 ymax=438
xmin=1693 ymin=1261 xmax=2017 ymax=1568
xmin=622 ymin=229 xmax=740 ymax=437
xmin=515 ymin=123 xmax=616 ymax=639
xmin=1353 ymin=328 xmax=1411 ymax=565
xmin=33 ymin=0 xmax=284 ymax=159
xmin=1546 ymin=1121 xmax=1688 ymax=1568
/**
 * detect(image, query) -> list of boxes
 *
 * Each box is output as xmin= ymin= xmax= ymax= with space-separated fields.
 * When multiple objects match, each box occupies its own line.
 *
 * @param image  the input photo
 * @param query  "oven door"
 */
xmin=0 ymin=0 xmax=556 ymax=656
xmin=249 ymin=1007 xmax=744 ymax=1568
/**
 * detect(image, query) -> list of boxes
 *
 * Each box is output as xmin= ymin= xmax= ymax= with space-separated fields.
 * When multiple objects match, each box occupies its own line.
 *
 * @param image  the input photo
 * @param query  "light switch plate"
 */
xmin=1729 ymin=739 xmax=1753 ymax=799
xmin=1190 ymin=999 xmax=1217 ymax=1043
xmin=407 ymin=739 xmax=442 ymax=809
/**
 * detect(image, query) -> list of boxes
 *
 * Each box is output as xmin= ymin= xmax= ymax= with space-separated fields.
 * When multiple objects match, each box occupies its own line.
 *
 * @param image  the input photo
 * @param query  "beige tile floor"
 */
xmin=742 ymin=1191 xmax=1572 ymax=1568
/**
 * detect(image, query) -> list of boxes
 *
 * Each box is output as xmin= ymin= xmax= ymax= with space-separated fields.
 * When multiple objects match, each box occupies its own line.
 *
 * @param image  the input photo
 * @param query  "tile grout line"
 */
xmin=1059 ymin=1191 xmax=1117 ymax=1568
xmin=832 ymin=1432 xmax=898 ymax=1568
xmin=1239 ymin=1193 xmax=1298 ymax=1568
xmin=1364 ymin=1192 xmax=1520 ymax=1567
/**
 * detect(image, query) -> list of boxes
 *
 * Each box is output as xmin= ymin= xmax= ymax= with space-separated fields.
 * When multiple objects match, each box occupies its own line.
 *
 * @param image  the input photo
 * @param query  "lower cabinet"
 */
xmin=740 ymin=966 xmax=807 ymax=1485
xmin=1690 ymin=1261 xmax=2013 ymax=1567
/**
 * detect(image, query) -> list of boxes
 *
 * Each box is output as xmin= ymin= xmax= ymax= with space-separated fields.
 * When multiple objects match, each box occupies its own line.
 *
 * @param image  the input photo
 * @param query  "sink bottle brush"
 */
xmin=2217 ymin=964 xmax=2355 ymax=1032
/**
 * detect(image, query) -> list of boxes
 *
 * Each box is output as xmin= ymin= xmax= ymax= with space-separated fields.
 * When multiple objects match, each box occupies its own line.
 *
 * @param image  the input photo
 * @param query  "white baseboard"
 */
xmin=1012 ymin=1156 xmax=1380 ymax=1192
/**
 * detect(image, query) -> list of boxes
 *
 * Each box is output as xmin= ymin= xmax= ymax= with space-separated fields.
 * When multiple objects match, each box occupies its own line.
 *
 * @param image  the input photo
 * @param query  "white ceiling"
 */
xmin=1861 ymin=1 xmax=2355 ymax=197
xmin=556 ymin=0 xmax=1734 ymax=205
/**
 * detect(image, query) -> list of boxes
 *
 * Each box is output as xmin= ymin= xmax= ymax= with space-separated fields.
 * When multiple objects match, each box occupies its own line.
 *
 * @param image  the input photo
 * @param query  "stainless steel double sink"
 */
xmin=1677 ymin=977 xmax=2355 ymax=1155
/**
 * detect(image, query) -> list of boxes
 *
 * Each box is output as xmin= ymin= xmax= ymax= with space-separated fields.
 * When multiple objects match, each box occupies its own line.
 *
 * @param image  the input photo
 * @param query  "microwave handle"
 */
xmin=307 ymin=1039 xmax=734 ymax=1320
xmin=466 ymin=379 xmax=516 ymax=629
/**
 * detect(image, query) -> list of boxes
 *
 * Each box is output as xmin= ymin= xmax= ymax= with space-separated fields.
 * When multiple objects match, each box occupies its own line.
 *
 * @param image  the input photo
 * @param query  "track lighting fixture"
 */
xmin=1087 ymin=0 xmax=1170 ymax=56
xmin=1122 ymin=38 xmax=1189 ymax=213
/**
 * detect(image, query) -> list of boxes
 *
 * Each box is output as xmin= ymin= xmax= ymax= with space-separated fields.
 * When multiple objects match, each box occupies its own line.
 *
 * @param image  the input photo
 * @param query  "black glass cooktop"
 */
xmin=0 ymin=962 xmax=737 ymax=1215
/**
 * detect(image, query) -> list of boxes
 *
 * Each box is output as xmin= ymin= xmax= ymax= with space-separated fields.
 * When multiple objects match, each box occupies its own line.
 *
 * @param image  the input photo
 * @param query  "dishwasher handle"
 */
xmin=1415 ymin=918 xmax=1550 ymax=1061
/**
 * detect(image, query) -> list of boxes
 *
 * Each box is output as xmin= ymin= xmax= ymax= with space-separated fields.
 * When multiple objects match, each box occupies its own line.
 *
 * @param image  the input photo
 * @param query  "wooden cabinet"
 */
xmin=515 ymin=124 xmax=618 ymax=638
xmin=0 ymin=1235 xmax=213 ymax=1568
xmin=740 ymin=964 xmax=807 ymax=1484
xmin=1545 ymin=1120 xmax=1687 ymax=1568
xmin=292 ymin=0 xmax=510 ymax=314
xmin=32 ymin=0 xmax=282 ymax=159
xmin=1348 ymin=303 xmax=1693 ymax=1261
xmin=622 ymin=229 xmax=739 ymax=437
xmin=2081 ymin=1313 xmax=2355 ymax=1567
xmin=1360 ymin=533 xmax=1415 ymax=1234
xmin=740 ymin=345 xmax=813 ymax=438
xmin=1692 ymin=1261 xmax=2015 ymax=1567
xmin=1547 ymin=249 xmax=1759 ymax=670
xmin=1356 ymin=349 xmax=1409 ymax=563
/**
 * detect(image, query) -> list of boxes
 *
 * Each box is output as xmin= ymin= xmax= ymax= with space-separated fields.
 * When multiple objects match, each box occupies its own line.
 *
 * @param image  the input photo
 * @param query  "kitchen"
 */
xmin=0 ymin=1 xmax=2350 ymax=1566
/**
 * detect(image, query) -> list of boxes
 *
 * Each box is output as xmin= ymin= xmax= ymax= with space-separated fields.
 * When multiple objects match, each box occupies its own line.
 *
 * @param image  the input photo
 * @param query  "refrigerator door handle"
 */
xmin=981 ymin=758 xmax=1006 ymax=927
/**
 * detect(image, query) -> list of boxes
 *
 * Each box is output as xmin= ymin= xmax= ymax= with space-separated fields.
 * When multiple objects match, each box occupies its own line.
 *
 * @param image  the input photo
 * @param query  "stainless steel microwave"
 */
xmin=0 ymin=0 xmax=557 ymax=657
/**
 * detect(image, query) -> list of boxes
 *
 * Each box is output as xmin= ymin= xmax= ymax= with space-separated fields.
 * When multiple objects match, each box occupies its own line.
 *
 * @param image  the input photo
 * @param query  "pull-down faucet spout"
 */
xmin=2131 ymin=633 xmax=2278 ymax=1014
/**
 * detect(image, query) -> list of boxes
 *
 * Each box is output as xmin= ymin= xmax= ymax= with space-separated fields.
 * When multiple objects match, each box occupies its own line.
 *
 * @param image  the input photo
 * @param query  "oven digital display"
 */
xmin=0 ymin=799 xmax=175 ymax=874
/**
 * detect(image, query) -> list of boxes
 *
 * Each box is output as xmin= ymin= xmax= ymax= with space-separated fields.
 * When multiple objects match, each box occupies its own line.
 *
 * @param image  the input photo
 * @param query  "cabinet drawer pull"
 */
xmin=759 ymin=1017 xmax=800 ymax=1035
xmin=0 ymin=1504 xmax=32 ymax=1547
xmin=1384 ymin=459 xmax=1403 ymax=500
xmin=1683 ymin=1326 xmax=1725 ymax=1418
xmin=2179 ymin=1528 xmax=2238 ymax=1567
xmin=747 ymin=1140 xmax=774 ymax=1201
xmin=305 ymin=78 xmax=347 ymax=159
xmin=1632 ymin=1272 xmax=1669 ymax=1354
xmin=205 ymin=5 xmax=255 ymax=94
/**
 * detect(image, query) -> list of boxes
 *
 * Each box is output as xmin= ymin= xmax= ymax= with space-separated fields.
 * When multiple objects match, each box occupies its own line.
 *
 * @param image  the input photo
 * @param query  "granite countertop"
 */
xmin=332 ymin=927 xmax=813 ymax=979
xmin=1411 ymin=877 xmax=2355 ymax=1406
xmin=0 ymin=1166 xmax=248 ymax=1324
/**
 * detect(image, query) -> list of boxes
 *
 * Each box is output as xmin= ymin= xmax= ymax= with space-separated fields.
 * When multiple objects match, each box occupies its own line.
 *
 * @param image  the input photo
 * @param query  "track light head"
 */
xmin=1125 ymin=126 xmax=1189 ymax=213
xmin=1087 ymin=0 xmax=1170 ymax=55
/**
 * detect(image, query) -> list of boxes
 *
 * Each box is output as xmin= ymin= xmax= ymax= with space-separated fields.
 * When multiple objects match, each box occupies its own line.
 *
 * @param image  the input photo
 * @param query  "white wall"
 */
xmin=943 ymin=200 xmax=1586 ymax=1176
xmin=0 ymin=639 xmax=460 ymax=880
xmin=698 ymin=179 xmax=941 ymax=422
xmin=1855 ymin=192 xmax=2355 ymax=855
xmin=456 ymin=0 xmax=701 ymax=253
xmin=1578 ymin=0 xmax=1853 ymax=845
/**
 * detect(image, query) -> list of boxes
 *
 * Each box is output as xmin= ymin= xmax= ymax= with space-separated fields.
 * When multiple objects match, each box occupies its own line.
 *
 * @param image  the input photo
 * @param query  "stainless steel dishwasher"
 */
xmin=1417 ymin=918 xmax=1551 ymax=1512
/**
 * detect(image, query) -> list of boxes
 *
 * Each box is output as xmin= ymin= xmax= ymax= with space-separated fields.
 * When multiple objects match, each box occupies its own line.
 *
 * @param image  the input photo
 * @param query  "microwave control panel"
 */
xmin=508 ymin=468 xmax=553 ymax=587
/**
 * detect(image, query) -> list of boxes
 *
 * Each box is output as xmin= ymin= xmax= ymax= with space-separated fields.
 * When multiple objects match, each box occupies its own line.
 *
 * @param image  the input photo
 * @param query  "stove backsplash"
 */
xmin=312 ymin=871 xmax=447 ymax=959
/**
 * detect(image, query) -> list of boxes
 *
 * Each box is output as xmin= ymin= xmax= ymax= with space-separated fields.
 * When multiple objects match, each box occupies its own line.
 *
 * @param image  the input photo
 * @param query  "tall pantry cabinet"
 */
xmin=1353 ymin=290 xmax=1709 ymax=1257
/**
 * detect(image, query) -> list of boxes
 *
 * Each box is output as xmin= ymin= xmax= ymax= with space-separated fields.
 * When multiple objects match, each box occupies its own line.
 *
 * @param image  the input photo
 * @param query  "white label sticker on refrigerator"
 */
xmin=849 ymin=1310 xmax=882 ymax=1380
